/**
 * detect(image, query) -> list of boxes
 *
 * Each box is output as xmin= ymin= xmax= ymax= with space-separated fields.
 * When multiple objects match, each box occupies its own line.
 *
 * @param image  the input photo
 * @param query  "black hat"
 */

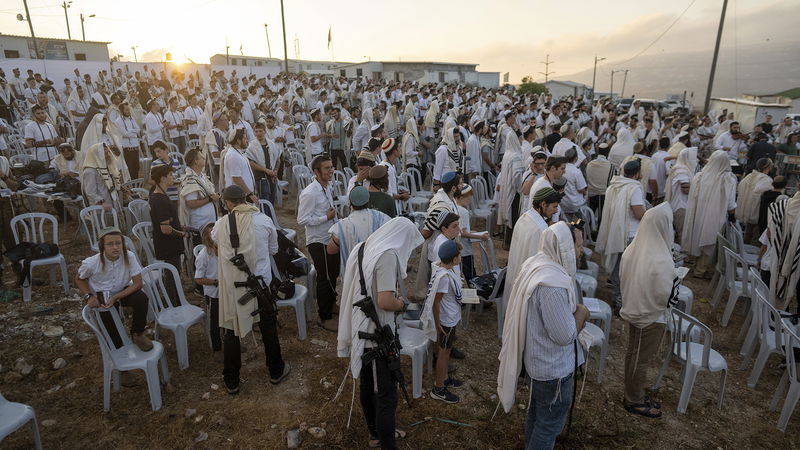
xmin=222 ymin=185 xmax=246 ymax=200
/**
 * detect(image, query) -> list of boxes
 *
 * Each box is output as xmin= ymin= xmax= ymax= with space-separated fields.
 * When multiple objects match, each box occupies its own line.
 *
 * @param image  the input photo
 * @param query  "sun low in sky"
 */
xmin=0 ymin=0 xmax=797 ymax=84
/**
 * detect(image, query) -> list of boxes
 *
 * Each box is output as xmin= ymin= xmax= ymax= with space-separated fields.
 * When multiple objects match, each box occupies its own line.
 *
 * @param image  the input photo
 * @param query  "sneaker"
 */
xmin=270 ymin=362 xmax=292 ymax=385
xmin=226 ymin=382 xmax=240 ymax=395
xmin=133 ymin=333 xmax=153 ymax=351
xmin=444 ymin=377 xmax=463 ymax=388
xmin=430 ymin=386 xmax=460 ymax=404
xmin=450 ymin=347 xmax=465 ymax=360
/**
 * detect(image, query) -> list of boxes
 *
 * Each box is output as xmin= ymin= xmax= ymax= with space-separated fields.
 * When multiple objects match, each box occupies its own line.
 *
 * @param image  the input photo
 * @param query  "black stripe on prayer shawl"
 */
xmin=768 ymin=200 xmax=786 ymax=298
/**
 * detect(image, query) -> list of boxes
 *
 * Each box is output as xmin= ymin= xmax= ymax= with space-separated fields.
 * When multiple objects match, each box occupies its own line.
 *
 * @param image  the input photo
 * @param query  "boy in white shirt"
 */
xmin=429 ymin=239 xmax=464 ymax=404
xmin=194 ymin=224 xmax=221 ymax=352
xmin=454 ymin=185 xmax=489 ymax=282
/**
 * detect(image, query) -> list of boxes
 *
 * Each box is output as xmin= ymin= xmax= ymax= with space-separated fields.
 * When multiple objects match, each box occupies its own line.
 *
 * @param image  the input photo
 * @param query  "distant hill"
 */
xmin=559 ymin=40 xmax=800 ymax=105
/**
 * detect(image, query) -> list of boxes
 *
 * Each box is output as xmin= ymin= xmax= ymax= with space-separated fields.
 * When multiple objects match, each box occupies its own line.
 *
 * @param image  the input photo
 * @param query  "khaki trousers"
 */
xmin=624 ymin=322 xmax=666 ymax=405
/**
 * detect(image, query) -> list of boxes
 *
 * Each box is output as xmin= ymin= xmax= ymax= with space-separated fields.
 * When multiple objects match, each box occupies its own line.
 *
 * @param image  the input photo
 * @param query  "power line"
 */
xmin=612 ymin=0 xmax=697 ymax=67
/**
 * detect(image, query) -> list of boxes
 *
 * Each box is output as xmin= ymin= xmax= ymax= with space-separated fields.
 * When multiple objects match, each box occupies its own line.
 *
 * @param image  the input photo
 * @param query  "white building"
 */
xmin=708 ymin=97 xmax=790 ymax=133
xmin=0 ymin=34 xmax=110 ymax=61
xmin=333 ymin=61 xmax=499 ymax=88
xmin=544 ymin=80 xmax=590 ymax=100
xmin=209 ymin=54 xmax=349 ymax=75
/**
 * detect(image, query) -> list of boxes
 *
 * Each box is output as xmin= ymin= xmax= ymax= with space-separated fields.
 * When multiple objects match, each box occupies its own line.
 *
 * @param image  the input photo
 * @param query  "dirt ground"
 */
xmin=2 ymin=201 xmax=800 ymax=449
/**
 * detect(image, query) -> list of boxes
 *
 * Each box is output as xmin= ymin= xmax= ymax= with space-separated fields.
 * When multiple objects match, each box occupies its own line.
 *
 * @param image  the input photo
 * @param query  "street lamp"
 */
xmin=61 ymin=1 xmax=72 ymax=40
xmin=131 ymin=46 xmax=138 ymax=62
xmin=80 ymin=13 xmax=95 ymax=41
xmin=610 ymin=69 xmax=624 ymax=99
xmin=591 ymin=55 xmax=606 ymax=101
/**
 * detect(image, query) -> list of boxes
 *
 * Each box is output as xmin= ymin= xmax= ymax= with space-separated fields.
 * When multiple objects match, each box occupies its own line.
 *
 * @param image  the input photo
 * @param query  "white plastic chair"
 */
xmin=81 ymin=305 xmax=170 ymax=411
xmin=727 ymin=222 xmax=759 ymax=266
xmin=259 ymin=199 xmax=297 ymax=244
xmin=769 ymin=320 xmax=800 ymax=431
xmin=0 ymin=392 xmax=42 ymax=449
xmin=140 ymin=262 xmax=209 ymax=370
xmin=709 ymin=233 xmax=733 ymax=307
xmin=740 ymin=267 xmax=770 ymax=364
xmin=675 ymin=285 xmax=694 ymax=315
xmin=474 ymin=267 xmax=506 ymax=339
xmin=122 ymin=178 xmax=145 ymax=191
xmin=167 ymin=152 xmax=186 ymax=174
xmin=10 ymin=213 xmax=69 ymax=302
xmin=583 ymin=297 xmax=612 ymax=383
xmin=270 ymin=255 xmax=308 ymax=340
xmin=577 ymin=260 xmax=600 ymax=279
xmin=79 ymin=205 xmax=120 ymax=252
xmin=9 ymin=154 xmax=33 ymax=167
xmin=576 ymin=272 xmax=597 ymax=298
xmin=132 ymin=222 xmax=158 ymax=265
xmin=719 ymin=247 xmax=751 ymax=327
xmin=397 ymin=322 xmax=431 ymax=399
xmin=582 ymin=321 xmax=608 ymax=384
xmin=126 ymin=199 xmax=151 ymax=226
xmin=745 ymin=292 xmax=790 ymax=388
xmin=654 ymin=308 xmax=728 ymax=413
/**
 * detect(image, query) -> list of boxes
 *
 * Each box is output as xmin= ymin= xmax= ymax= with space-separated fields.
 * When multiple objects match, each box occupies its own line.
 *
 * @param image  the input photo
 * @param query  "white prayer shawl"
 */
xmin=622 ymin=155 xmax=653 ymax=196
xmin=332 ymin=208 xmax=389 ymax=267
xmin=497 ymin=222 xmax=589 ymax=413
xmin=502 ymin=209 xmax=549 ymax=310
xmin=682 ymin=150 xmax=735 ymax=255
xmin=713 ymin=120 xmax=732 ymax=143
xmin=413 ymin=189 xmax=458 ymax=298
xmin=245 ymin=137 xmax=280 ymax=170
xmin=596 ymin=176 xmax=640 ymax=269
xmin=403 ymin=102 xmax=415 ymax=124
xmin=80 ymin=142 xmax=121 ymax=193
xmin=609 ymin=128 xmax=635 ymax=169
xmin=767 ymin=193 xmax=800 ymax=304
xmin=337 ymin=218 xmax=423 ymax=377
xmin=215 ymin=204 xmax=261 ymax=337
xmin=665 ymin=147 xmax=697 ymax=204
xmin=179 ymin=166 xmax=218 ymax=228
xmin=423 ymin=100 xmax=439 ymax=129
xmin=81 ymin=113 xmax=130 ymax=182
xmin=496 ymin=132 xmax=524 ymax=228
xmin=736 ymin=170 xmax=772 ymax=225
xmin=620 ymin=203 xmax=676 ymax=328
xmin=383 ymin=105 xmax=400 ymax=138
xmin=420 ymin=264 xmax=462 ymax=342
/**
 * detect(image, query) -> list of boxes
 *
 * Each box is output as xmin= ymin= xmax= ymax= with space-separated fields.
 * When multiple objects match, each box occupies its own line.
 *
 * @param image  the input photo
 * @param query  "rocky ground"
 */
xmin=1 ymin=201 xmax=799 ymax=449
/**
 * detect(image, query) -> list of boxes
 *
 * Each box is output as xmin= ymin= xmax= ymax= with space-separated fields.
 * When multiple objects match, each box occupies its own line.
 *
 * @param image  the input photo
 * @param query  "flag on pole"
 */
xmin=327 ymin=26 xmax=332 ymax=49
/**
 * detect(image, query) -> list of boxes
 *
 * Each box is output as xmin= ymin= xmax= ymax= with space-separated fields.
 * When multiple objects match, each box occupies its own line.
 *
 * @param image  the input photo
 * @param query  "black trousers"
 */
xmin=331 ymin=148 xmax=348 ymax=171
xmin=97 ymin=289 xmax=149 ymax=349
xmin=359 ymin=357 xmax=398 ymax=450
xmin=222 ymin=297 xmax=285 ymax=386
xmin=206 ymin=296 xmax=221 ymax=351
xmin=307 ymin=242 xmax=340 ymax=321
xmin=124 ymin=147 xmax=140 ymax=180
xmin=461 ymin=254 xmax=475 ymax=282
xmin=504 ymin=193 xmax=521 ymax=246
xmin=159 ymin=255 xmax=183 ymax=308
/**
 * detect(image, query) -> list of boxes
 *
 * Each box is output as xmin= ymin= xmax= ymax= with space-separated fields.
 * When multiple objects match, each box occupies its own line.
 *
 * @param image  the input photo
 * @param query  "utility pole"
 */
xmin=131 ymin=46 xmax=138 ymax=62
xmin=225 ymin=37 xmax=230 ymax=65
xmin=538 ymin=54 xmax=554 ymax=83
xmin=61 ymin=1 xmax=72 ymax=40
xmin=80 ymin=13 xmax=94 ymax=41
xmin=279 ymin=0 xmax=289 ymax=73
xmin=704 ymin=0 xmax=728 ymax=114
xmin=591 ymin=55 xmax=606 ymax=101
xmin=22 ymin=0 xmax=39 ymax=59
xmin=610 ymin=69 xmax=622 ymax=99
xmin=620 ymin=69 xmax=630 ymax=98
xmin=264 ymin=24 xmax=272 ymax=58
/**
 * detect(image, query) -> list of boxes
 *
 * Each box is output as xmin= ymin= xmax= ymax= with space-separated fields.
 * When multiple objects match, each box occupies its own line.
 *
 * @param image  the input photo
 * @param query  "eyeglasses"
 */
xmin=104 ymin=241 xmax=123 ymax=247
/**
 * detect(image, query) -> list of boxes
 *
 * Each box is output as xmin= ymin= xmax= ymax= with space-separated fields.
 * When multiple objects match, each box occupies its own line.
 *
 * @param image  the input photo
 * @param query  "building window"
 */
xmin=340 ymin=69 xmax=346 ymax=77
xmin=439 ymin=72 xmax=445 ymax=83
xmin=373 ymin=72 xmax=382 ymax=80
xmin=394 ymin=72 xmax=400 ymax=82
xmin=356 ymin=68 xmax=363 ymax=77
xmin=4 ymin=50 xmax=20 ymax=58
xmin=74 ymin=53 xmax=86 ymax=61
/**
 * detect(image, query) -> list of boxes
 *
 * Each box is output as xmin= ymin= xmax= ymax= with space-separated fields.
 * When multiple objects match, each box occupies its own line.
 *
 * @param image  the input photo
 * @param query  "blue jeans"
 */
xmin=524 ymin=374 xmax=573 ymax=450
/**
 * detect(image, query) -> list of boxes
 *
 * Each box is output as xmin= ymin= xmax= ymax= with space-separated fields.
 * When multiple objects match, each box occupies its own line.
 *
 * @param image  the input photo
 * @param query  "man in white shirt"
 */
xmin=715 ymin=121 xmax=747 ymax=162
xmin=239 ymin=89 xmax=256 ymax=125
xmin=650 ymin=138 xmax=671 ymax=202
xmin=143 ymin=100 xmax=166 ymax=146
xmin=67 ymin=85 xmax=91 ymax=126
xmin=205 ymin=111 xmax=229 ymax=158
xmin=222 ymin=129 xmax=258 ymax=203
xmin=552 ymin=125 xmax=586 ymax=167
xmin=306 ymin=108 xmax=325 ymax=158
xmin=164 ymin=96 xmax=187 ymax=153
xmin=183 ymin=95 xmax=204 ymax=140
xmin=229 ymin=106 xmax=255 ymax=142
xmin=24 ymin=105 xmax=61 ymax=162
xmin=560 ymin=148 xmax=587 ymax=216
xmin=115 ymin=102 xmax=141 ymax=179
xmin=297 ymin=155 xmax=339 ymax=331
xmin=90 ymin=84 xmax=111 ymax=111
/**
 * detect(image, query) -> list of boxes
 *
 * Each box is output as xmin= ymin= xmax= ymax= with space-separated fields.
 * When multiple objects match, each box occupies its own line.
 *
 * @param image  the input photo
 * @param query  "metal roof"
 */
xmin=0 ymin=33 xmax=110 ymax=45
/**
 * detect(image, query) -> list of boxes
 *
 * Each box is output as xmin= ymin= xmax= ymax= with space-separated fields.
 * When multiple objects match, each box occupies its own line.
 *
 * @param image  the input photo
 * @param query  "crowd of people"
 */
xmin=1 ymin=63 xmax=800 ymax=449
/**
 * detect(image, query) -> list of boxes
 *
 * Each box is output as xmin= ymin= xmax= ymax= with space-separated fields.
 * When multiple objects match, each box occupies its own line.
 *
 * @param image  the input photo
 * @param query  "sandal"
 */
xmin=644 ymin=395 xmax=661 ymax=410
xmin=369 ymin=429 xmax=406 ymax=447
xmin=624 ymin=399 xmax=662 ymax=418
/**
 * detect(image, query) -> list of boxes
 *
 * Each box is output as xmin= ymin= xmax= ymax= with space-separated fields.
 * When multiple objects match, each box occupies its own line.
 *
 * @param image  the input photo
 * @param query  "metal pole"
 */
xmin=22 ymin=0 xmax=39 ymax=59
xmin=131 ymin=46 xmax=138 ymax=62
xmin=620 ymin=70 xmax=629 ymax=98
xmin=591 ymin=56 xmax=604 ymax=101
xmin=610 ymin=70 xmax=615 ymax=99
xmin=704 ymin=0 xmax=728 ymax=115
xmin=264 ymin=24 xmax=272 ymax=58
xmin=279 ymin=0 xmax=289 ymax=73
xmin=80 ymin=14 xmax=85 ymax=41
xmin=62 ymin=1 xmax=71 ymax=40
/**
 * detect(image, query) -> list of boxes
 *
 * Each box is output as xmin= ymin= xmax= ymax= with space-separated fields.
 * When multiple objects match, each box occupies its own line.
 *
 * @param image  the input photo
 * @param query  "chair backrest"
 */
xmin=407 ymin=167 xmax=424 ymax=192
xmin=749 ymin=266 xmax=769 ymax=303
xmin=293 ymin=165 xmax=313 ymax=191
xmin=127 ymin=199 xmax=151 ymax=225
xmin=9 ymin=154 xmax=33 ymax=167
xmin=754 ymin=291 xmax=784 ymax=351
xmin=343 ymin=167 xmax=355 ymax=180
xmin=166 ymin=141 xmax=180 ymax=154
xmin=187 ymin=138 xmax=200 ymax=149
xmin=410 ymin=211 xmax=426 ymax=230
xmin=288 ymin=151 xmax=305 ymax=167
xmin=781 ymin=319 xmax=800 ymax=383
xmin=723 ymin=247 xmax=748 ymax=289
xmin=129 ymin=187 xmax=150 ymax=200
xmin=667 ymin=308 xmax=714 ymax=369
xmin=258 ymin=199 xmax=282 ymax=228
xmin=726 ymin=222 xmax=749 ymax=260
xmin=715 ymin=233 xmax=733 ymax=274
xmin=141 ymin=262 xmax=189 ymax=312
xmin=477 ymin=239 xmax=499 ymax=273
xmin=122 ymin=178 xmax=145 ymax=190
xmin=132 ymin=222 xmax=157 ymax=265
xmin=193 ymin=244 xmax=205 ymax=258
xmin=486 ymin=171 xmax=498 ymax=194
xmin=488 ymin=267 xmax=506 ymax=302
xmin=578 ymin=205 xmax=597 ymax=232
xmin=82 ymin=304 xmax=132 ymax=360
xmin=469 ymin=178 xmax=483 ymax=210
xmin=10 ymin=213 xmax=59 ymax=245
xmin=80 ymin=206 xmax=120 ymax=250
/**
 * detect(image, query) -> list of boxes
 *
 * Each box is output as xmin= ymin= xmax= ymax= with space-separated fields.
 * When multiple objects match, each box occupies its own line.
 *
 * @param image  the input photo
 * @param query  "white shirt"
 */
xmin=561 ymin=163 xmax=587 ymax=213
xmin=628 ymin=186 xmax=645 ymax=239
xmin=91 ymin=91 xmax=109 ymax=110
xmin=185 ymin=191 xmax=217 ymax=229
xmin=223 ymin=147 xmax=256 ymax=193
xmin=183 ymin=106 xmax=203 ymax=135
xmin=379 ymin=160 xmax=398 ymax=196
xmin=24 ymin=120 xmax=59 ymax=162
xmin=297 ymin=179 xmax=337 ymax=245
xmin=49 ymin=157 xmax=78 ymax=174
xmin=457 ymin=205 xmax=474 ymax=257
xmin=433 ymin=145 xmax=458 ymax=182
xmin=78 ymin=251 xmax=142 ymax=294
xmin=715 ymin=132 xmax=746 ymax=161
xmin=435 ymin=268 xmax=462 ymax=327
xmin=194 ymin=247 xmax=219 ymax=298
xmin=650 ymin=150 xmax=670 ymax=198
xmin=307 ymin=122 xmax=323 ymax=155
xmin=212 ymin=211 xmax=279 ymax=283
xmin=115 ymin=115 xmax=140 ymax=148
xmin=165 ymin=109 xmax=185 ymax=139
xmin=552 ymin=138 xmax=586 ymax=166
xmin=465 ymin=134 xmax=482 ymax=174
xmin=669 ymin=172 xmax=690 ymax=212
xmin=144 ymin=111 xmax=165 ymax=145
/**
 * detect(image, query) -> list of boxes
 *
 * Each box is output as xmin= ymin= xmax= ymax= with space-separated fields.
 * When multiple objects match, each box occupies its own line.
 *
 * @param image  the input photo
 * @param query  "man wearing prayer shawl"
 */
xmin=766 ymin=184 xmax=800 ymax=310
xmin=327 ymin=186 xmax=389 ymax=268
xmin=665 ymin=147 xmax=697 ymax=242
xmin=620 ymin=203 xmax=678 ymax=419
xmin=609 ymin=127 xmax=635 ymax=170
xmin=596 ymin=159 xmax=646 ymax=307
xmin=496 ymin=222 xmax=590 ymax=449
xmin=682 ymin=150 xmax=737 ymax=279
xmin=496 ymin=126 xmax=525 ymax=247
xmin=736 ymin=158 xmax=773 ymax=241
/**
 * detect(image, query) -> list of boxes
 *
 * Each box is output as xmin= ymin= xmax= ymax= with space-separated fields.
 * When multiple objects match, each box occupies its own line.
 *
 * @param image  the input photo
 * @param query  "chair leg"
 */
xmin=710 ymin=276 xmax=726 ymax=310
xmin=175 ymin=326 xmax=190 ymax=370
xmin=718 ymin=369 xmax=727 ymax=409
xmin=739 ymin=325 xmax=758 ymax=368
xmin=412 ymin=348 xmax=423 ymax=399
xmin=30 ymin=413 xmax=43 ymax=450
xmin=708 ymin=271 xmax=720 ymax=302
xmin=720 ymin=290 xmax=740 ymax=327
xmin=462 ymin=305 xmax=471 ymax=330
xmin=736 ymin=303 xmax=752 ymax=342
xmin=677 ymin=366 xmax=700 ymax=413
xmin=59 ymin=260 xmax=69 ymax=294
xmin=23 ymin=277 xmax=32 ymax=302
xmin=159 ymin=352 xmax=171 ymax=384
xmin=145 ymin=359 xmax=163 ymax=411
xmin=103 ymin=366 xmax=112 ymax=411
xmin=295 ymin=301 xmax=307 ymax=341
xmin=778 ymin=383 xmax=800 ymax=432
xmin=771 ymin=372 xmax=789 ymax=411
xmin=653 ymin=351 xmax=672 ymax=389
xmin=747 ymin=346 xmax=773 ymax=388
xmin=597 ymin=337 xmax=609 ymax=384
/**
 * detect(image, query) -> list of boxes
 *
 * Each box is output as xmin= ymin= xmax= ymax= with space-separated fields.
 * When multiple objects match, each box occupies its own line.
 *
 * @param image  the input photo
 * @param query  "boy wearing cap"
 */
xmin=366 ymin=165 xmax=397 ymax=218
xmin=424 ymin=239 xmax=464 ymax=403
xmin=327 ymin=186 xmax=389 ymax=267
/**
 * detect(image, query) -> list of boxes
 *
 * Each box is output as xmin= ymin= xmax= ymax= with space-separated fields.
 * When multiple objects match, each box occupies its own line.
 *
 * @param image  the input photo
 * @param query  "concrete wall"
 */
xmin=708 ymin=99 xmax=790 ymax=132
xmin=0 ymin=35 xmax=109 ymax=61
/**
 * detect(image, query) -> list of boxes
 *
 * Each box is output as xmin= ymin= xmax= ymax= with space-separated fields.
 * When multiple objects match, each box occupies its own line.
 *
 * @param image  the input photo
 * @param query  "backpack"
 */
xmin=3 ymin=242 xmax=60 ymax=287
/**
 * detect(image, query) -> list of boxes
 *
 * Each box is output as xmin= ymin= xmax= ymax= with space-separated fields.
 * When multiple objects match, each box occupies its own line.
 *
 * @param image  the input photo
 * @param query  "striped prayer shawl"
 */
xmin=767 ymin=197 xmax=800 ymax=304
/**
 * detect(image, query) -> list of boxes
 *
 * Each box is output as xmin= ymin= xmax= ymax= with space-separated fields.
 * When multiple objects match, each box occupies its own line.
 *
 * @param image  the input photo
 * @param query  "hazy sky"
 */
xmin=1 ymin=0 xmax=796 ymax=83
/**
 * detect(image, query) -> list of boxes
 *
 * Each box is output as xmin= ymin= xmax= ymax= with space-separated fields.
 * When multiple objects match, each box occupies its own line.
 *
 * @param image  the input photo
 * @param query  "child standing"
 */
xmin=194 ymin=223 xmax=221 ymax=352
xmin=454 ymin=185 xmax=489 ymax=282
xmin=424 ymin=239 xmax=464 ymax=404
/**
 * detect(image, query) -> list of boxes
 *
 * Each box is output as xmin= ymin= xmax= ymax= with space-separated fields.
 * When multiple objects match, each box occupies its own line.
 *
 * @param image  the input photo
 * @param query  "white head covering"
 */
xmin=80 ymin=142 xmax=121 ymax=192
xmin=681 ymin=150 xmax=735 ymax=255
xmin=609 ymin=127 xmax=635 ymax=169
xmin=80 ymin=113 xmax=130 ymax=182
xmin=337 ymin=218 xmax=424 ymax=377
xmin=620 ymin=203 xmax=675 ymax=328
xmin=665 ymin=147 xmax=697 ymax=204
xmin=424 ymin=99 xmax=439 ymax=129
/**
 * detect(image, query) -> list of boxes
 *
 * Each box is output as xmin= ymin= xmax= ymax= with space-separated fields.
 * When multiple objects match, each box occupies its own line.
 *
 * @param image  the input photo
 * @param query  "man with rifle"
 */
xmin=337 ymin=217 xmax=424 ymax=449
xmin=212 ymin=184 xmax=290 ymax=395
